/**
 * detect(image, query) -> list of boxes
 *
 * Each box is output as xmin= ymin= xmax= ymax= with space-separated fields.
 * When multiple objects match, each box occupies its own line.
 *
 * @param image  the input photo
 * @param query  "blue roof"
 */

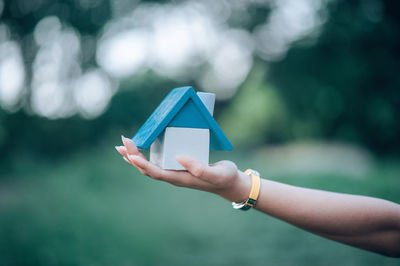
xmin=132 ymin=86 xmax=232 ymax=151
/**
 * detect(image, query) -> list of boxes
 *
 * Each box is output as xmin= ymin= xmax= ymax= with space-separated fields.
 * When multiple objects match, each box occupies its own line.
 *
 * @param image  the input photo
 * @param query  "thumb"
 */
xmin=176 ymin=155 xmax=209 ymax=178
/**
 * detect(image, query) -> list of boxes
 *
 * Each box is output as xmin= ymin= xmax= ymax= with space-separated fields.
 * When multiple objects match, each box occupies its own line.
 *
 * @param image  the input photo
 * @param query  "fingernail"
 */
xmin=121 ymin=135 xmax=126 ymax=142
xmin=115 ymin=145 xmax=121 ymax=151
xmin=128 ymin=154 xmax=140 ymax=162
xmin=123 ymin=156 xmax=130 ymax=163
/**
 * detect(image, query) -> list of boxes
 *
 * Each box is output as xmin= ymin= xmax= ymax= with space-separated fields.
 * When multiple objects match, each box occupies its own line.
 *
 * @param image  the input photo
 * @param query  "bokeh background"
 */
xmin=0 ymin=0 xmax=399 ymax=265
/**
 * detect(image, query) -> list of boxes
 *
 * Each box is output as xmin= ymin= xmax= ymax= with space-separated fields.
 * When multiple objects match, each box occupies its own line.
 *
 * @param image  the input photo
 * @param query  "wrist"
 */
xmin=216 ymin=170 xmax=252 ymax=203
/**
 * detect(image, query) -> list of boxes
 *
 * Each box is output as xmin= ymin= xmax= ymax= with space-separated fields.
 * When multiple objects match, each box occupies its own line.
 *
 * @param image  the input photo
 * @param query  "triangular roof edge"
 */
xmin=187 ymin=91 xmax=232 ymax=151
xmin=132 ymin=87 xmax=192 ymax=150
xmin=132 ymin=86 xmax=232 ymax=151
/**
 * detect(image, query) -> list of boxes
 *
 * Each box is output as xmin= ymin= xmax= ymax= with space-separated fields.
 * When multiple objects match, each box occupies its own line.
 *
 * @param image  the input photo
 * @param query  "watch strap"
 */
xmin=232 ymin=169 xmax=261 ymax=211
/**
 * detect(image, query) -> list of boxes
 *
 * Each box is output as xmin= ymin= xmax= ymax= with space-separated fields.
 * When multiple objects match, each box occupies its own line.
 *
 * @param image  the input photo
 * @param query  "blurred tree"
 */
xmin=0 ymin=0 xmax=399 ymax=163
xmin=269 ymin=0 xmax=400 ymax=154
xmin=1 ymin=0 xmax=111 ymax=84
xmin=0 ymin=0 xmax=113 ymax=159
xmin=219 ymin=63 xmax=289 ymax=148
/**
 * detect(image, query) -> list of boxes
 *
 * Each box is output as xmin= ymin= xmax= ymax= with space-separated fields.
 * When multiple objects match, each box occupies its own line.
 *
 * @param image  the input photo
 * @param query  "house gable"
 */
xmin=168 ymin=99 xmax=209 ymax=129
xmin=132 ymin=86 xmax=232 ymax=151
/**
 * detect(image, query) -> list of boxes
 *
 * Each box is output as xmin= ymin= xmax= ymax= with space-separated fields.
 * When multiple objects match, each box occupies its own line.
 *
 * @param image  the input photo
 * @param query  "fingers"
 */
xmin=176 ymin=155 xmax=214 ymax=179
xmin=128 ymin=155 xmax=159 ymax=177
xmin=176 ymin=155 xmax=203 ymax=177
xmin=128 ymin=155 xmax=177 ymax=181
xmin=123 ymin=156 xmax=132 ymax=164
xmin=128 ymin=155 xmax=205 ymax=188
xmin=115 ymin=145 xmax=145 ymax=173
xmin=118 ymin=136 xmax=146 ymax=159
xmin=115 ymin=146 xmax=129 ymax=159
xmin=122 ymin=135 xmax=140 ymax=155
xmin=177 ymin=156 xmax=238 ymax=189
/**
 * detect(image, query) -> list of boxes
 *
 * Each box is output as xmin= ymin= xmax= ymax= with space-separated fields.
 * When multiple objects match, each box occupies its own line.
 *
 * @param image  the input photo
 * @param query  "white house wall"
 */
xmin=150 ymin=127 xmax=210 ymax=170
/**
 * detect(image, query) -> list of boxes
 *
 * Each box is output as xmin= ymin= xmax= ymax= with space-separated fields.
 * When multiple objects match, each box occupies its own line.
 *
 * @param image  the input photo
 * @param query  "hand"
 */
xmin=115 ymin=136 xmax=251 ymax=203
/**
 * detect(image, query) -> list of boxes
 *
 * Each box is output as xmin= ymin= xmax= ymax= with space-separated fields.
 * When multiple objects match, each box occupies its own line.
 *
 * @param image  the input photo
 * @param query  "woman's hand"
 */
xmin=115 ymin=136 xmax=251 ymax=203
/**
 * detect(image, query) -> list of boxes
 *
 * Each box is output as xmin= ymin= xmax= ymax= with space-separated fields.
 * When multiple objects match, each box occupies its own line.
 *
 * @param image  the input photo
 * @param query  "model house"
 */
xmin=132 ymin=86 xmax=232 ymax=170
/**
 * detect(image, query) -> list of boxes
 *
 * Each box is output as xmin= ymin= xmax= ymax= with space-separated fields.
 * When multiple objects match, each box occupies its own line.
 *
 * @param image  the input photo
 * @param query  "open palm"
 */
xmin=116 ymin=136 xmax=249 ymax=202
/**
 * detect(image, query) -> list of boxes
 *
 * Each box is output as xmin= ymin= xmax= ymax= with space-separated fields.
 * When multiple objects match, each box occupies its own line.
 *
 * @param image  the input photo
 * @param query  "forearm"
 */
xmin=255 ymin=178 xmax=400 ymax=236
xmin=222 ymin=170 xmax=400 ymax=257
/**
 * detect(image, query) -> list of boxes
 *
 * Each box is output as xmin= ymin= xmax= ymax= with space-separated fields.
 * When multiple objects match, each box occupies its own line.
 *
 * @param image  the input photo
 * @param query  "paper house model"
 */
xmin=132 ymin=86 xmax=232 ymax=170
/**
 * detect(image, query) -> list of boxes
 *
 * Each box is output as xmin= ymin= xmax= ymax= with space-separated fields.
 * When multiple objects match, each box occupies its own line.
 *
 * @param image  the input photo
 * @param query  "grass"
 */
xmin=0 ymin=144 xmax=399 ymax=265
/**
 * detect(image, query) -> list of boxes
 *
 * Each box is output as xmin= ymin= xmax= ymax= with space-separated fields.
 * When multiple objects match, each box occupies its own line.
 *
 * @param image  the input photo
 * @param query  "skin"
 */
xmin=116 ymin=136 xmax=400 ymax=257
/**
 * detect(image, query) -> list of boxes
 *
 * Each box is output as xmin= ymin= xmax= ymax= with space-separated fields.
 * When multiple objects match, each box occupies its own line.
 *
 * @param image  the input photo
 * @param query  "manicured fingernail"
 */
xmin=128 ymin=155 xmax=141 ymax=162
xmin=116 ymin=145 xmax=126 ymax=152
xmin=122 ymin=135 xmax=133 ymax=145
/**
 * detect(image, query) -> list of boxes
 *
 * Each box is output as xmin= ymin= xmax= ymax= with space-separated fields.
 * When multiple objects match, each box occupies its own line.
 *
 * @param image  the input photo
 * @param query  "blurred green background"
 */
xmin=0 ymin=0 xmax=399 ymax=265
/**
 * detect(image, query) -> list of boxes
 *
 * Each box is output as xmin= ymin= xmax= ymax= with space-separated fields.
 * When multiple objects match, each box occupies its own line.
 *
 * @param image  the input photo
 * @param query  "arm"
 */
xmin=116 ymin=137 xmax=400 ymax=257
xmin=254 ymin=178 xmax=400 ymax=257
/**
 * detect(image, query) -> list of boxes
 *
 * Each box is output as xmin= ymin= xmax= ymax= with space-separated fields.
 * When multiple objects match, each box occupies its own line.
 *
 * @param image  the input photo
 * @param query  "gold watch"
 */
xmin=232 ymin=169 xmax=261 ymax=211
